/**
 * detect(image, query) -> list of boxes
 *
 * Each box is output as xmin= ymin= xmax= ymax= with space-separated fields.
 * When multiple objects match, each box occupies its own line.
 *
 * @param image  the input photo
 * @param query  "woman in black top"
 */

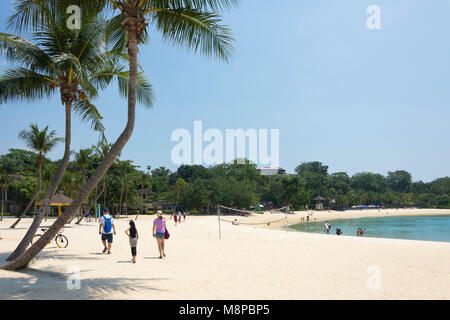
xmin=125 ymin=220 xmax=139 ymax=263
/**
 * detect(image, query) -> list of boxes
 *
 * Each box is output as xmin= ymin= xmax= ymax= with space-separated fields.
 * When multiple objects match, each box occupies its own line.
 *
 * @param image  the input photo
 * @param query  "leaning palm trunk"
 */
xmin=6 ymin=103 xmax=72 ymax=261
xmin=2 ymin=29 xmax=139 ymax=270
xmin=10 ymin=155 xmax=43 ymax=228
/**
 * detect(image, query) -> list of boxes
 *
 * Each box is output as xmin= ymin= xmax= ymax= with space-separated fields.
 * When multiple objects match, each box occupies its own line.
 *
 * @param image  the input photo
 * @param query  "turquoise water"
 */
xmin=289 ymin=215 xmax=450 ymax=242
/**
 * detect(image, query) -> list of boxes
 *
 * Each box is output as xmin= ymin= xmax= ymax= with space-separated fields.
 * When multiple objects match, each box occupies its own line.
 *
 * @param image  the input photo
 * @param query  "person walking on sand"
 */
xmin=153 ymin=211 xmax=167 ymax=258
xmin=99 ymin=208 xmax=116 ymax=254
xmin=125 ymin=220 xmax=139 ymax=263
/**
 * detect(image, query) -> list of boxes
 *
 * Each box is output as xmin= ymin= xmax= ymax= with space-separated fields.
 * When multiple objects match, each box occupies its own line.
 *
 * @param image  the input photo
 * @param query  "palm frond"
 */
xmin=90 ymin=66 xmax=154 ymax=108
xmin=151 ymin=7 xmax=233 ymax=62
xmin=73 ymin=99 xmax=106 ymax=134
xmin=0 ymin=33 xmax=52 ymax=72
xmin=146 ymin=0 xmax=239 ymax=13
xmin=0 ymin=67 xmax=56 ymax=104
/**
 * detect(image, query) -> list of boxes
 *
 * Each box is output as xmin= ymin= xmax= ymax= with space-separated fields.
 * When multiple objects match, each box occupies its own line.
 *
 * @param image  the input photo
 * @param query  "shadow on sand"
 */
xmin=0 ymin=265 xmax=167 ymax=299
xmin=0 ymin=250 xmax=169 ymax=299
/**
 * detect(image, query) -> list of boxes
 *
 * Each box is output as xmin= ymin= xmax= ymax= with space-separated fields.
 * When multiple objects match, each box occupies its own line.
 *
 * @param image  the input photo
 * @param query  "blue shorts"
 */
xmin=101 ymin=233 xmax=113 ymax=243
xmin=155 ymin=232 xmax=165 ymax=239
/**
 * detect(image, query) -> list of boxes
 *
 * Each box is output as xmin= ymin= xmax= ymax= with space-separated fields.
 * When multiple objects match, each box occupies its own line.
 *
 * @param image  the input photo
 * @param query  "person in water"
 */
xmin=125 ymin=220 xmax=139 ymax=263
xmin=153 ymin=211 xmax=167 ymax=259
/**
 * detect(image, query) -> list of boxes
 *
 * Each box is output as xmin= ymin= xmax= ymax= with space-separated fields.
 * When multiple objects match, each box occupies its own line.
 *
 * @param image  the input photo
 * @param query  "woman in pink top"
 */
xmin=153 ymin=211 xmax=166 ymax=258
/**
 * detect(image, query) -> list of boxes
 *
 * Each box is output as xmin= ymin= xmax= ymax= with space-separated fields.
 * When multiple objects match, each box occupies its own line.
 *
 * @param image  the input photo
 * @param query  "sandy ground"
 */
xmin=0 ymin=209 xmax=449 ymax=300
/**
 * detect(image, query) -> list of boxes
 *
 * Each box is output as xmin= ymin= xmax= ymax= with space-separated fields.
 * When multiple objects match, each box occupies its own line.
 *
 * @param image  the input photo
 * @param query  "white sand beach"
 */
xmin=0 ymin=209 xmax=449 ymax=300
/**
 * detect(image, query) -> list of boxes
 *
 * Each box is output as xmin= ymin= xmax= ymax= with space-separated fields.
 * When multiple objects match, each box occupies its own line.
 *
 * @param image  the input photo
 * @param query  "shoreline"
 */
xmin=236 ymin=208 xmax=450 ymax=232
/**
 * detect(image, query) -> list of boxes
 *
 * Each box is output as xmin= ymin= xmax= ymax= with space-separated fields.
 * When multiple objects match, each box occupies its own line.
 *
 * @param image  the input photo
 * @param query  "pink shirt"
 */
xmin=154 ymin=218 xmax=166 ymax=233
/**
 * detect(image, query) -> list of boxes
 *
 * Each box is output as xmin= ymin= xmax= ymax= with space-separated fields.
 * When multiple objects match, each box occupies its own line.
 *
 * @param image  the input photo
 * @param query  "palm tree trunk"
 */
xmin=6 ymin=102 xmax=72 ymax=261
xmin=103 ymin=176 xmax=107 ymax=208
xmin=1 ymin=24 xmax=140 ymax=270
xmin=1 ymin=185 xmax=4 ymax=222
xmin=125 ymin=183 xmax=129 ymax=218
xmin=119 ymin=178 xmax=124 ymax=217
xmin=10 ymin=154 xmax=43 ymax=228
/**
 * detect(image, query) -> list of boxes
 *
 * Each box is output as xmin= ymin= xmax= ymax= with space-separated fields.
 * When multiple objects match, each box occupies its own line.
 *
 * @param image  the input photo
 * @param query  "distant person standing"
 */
xmin=125 ymin=220 xmax=139 ymax=263
xmin=99 ymin=208 xmax=116 ymax=254
xmin=178 ymin=210 xmax=182 ymax=224
xmin=173 ymin=212 xmax=178 ymax=225
xmin=153 ymin=211 xmax=167 ymax=259
xmin=324 ymin=221 xmax=331 ymax=234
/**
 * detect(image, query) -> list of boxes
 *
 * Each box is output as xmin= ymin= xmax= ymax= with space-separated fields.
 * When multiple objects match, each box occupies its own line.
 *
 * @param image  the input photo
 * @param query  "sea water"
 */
xmin=289 ymin=215 xmax=450 ymax=242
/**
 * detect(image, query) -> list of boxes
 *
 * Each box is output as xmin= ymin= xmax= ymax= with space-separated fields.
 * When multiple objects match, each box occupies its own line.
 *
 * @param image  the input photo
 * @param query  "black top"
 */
xmin=130 ymin=228 xmax=137 ymax=238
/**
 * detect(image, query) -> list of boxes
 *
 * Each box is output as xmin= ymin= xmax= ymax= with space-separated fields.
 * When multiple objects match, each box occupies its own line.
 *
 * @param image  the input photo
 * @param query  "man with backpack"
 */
xmin=99 ymin=208 xmax=116 ymax=254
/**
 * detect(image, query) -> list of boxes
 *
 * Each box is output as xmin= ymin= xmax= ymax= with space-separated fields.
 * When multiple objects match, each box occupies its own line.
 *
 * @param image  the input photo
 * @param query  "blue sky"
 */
xmin=0 ymin=0 xmax=449 ymax=182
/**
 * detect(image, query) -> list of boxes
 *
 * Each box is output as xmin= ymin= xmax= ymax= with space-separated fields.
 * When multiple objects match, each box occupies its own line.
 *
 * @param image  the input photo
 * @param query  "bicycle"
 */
xmin=31 ymin=228 xmax=69 ymax=248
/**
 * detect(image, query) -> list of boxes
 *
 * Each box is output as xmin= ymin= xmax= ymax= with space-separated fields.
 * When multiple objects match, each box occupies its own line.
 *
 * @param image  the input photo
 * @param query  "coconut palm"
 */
xmin=67 ymin=147 xmax=94 ymax=223
xmin=95 ymin=141 xmax=113 ymax=208
xmin=114 ymin=159 xmax=137 ymax=217
xmin=2 ymin=0 xmax=236 ymax=270
xmin=75 ymin=148 xmax=94 ymax=186
xmin=1 ymin=2 xmax=153 ymax=262
xmin=0 ymin=165 xmax=8 ymax=222
xmin=74 ymin=141 xmax=111 ymax=224
xmin=10 ymin=124 xmax=63 ymax=228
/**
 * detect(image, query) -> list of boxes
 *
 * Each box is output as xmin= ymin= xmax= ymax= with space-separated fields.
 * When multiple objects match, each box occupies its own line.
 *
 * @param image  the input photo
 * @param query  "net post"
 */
xmin=218 ymin=205 xmax=221 ymax=240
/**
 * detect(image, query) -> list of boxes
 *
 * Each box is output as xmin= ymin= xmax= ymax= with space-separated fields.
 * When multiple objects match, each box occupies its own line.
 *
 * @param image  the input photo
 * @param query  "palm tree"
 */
xmin=75 ymin=148 xmax=94 ymax=186
xmin=2 ymin=0 xmax=236 ymax=271
xmin=0 ymin=165 xmax=9 ymax=222
xmin=10 ymin=124 xmax=63 ymax=228
xmin=74 ymin=141 xmax=111 ymax=224
xmin=114 ymin=159 xmax=136 ymax=217
xmin=95 ymin=141 xmax=113 ymax=208
xmin=1 ymin=1 xmax=153 ymax=262
xmin=67 ymin=147 xmax=93 ymax=223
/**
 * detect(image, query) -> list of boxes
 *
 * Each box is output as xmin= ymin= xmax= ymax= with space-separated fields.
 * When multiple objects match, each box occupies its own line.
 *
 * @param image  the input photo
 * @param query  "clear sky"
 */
xmin=0 ymin=0 xmax=449 ymax=182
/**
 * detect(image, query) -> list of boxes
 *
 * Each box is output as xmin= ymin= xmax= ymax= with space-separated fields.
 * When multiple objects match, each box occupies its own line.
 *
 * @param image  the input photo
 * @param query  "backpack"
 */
xmin=103 ymin=216 xmax=112 ymax=233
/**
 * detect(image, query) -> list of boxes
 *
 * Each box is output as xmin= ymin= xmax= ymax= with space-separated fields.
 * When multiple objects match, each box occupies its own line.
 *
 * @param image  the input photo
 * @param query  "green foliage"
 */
xmin=0 ymin=149 xmax=40 ymax=175
xmin=2 ymin=148 xmax=449 ymax=211
xmin=387 ymin=170 xmax=412 ymax=193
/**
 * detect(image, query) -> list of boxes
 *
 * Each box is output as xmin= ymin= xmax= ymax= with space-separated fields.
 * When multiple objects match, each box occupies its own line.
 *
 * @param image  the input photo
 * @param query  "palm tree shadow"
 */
xmin=0 ymin=267 xmax=168 ymax=299
xmin=0 ymin=252 xmax=11 ymax=264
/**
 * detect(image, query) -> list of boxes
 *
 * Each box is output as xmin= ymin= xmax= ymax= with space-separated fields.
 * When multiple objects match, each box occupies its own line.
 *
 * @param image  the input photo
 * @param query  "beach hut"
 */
xmin=314 ymin=196 xmax=325 ymax=211
xmin=36 ymin=193 xmax=73 ymax=217
xmin=329 ymin=198 xmax=336 ymax=209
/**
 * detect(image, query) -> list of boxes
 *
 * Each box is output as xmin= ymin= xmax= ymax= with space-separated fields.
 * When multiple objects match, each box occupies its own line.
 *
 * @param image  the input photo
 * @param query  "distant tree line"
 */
xmin=1 ymin=150 xmax=449 ymax=215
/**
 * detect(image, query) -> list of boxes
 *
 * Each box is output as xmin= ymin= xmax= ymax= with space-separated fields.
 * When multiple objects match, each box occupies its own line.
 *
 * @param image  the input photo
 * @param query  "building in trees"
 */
xmin=314 ymin=195 xmax=325 ymax=211
xmin=257 ymin=167 xmax=286 ymax=176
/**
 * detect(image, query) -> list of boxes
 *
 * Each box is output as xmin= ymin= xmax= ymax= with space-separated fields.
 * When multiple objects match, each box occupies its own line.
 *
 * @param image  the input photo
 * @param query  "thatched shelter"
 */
xmin=313 ymin=196 xmax=325 ymax=211
xmin=36 ymin=193 xmax=73 ymax=216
